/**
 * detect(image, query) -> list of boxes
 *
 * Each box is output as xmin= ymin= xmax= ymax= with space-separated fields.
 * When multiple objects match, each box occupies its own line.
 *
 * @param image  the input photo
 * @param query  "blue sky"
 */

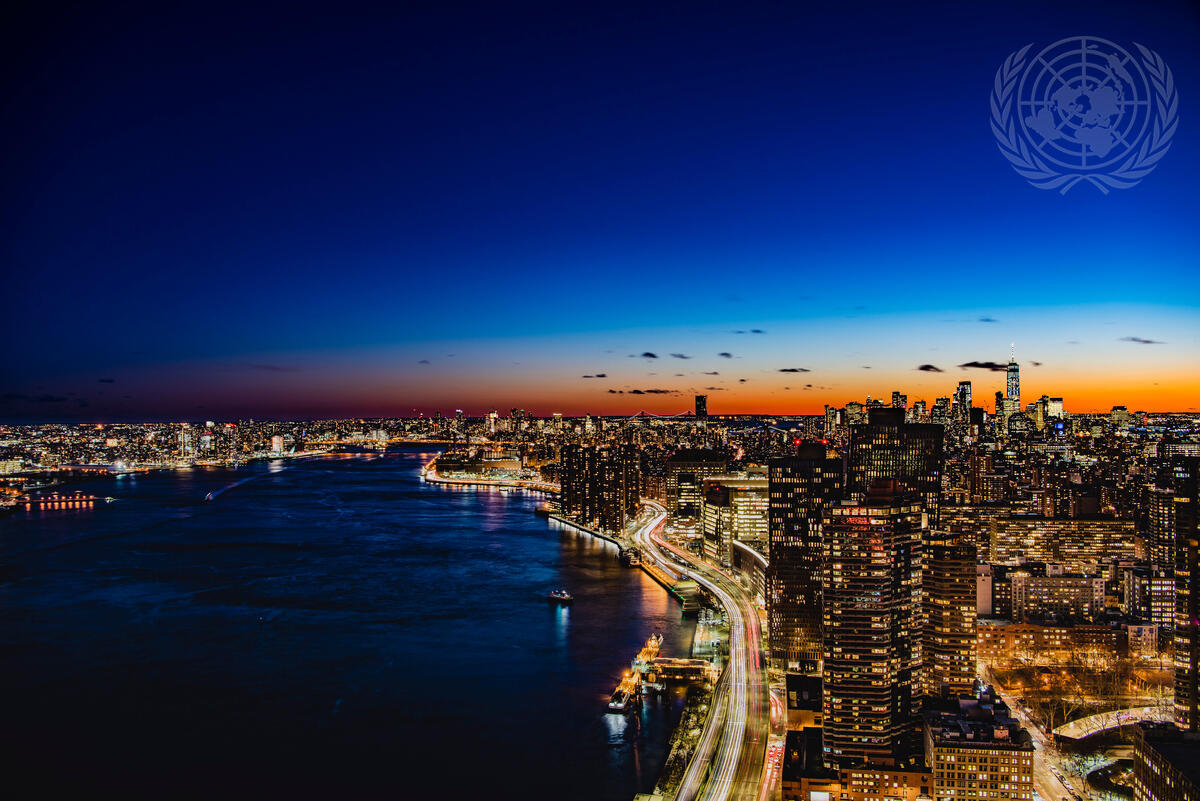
xmin=2 ymin=0 xmax=1197 ymax=419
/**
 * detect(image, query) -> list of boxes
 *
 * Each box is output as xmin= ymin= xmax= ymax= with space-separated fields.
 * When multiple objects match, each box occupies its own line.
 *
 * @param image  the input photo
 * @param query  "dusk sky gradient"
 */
xmin=2 ymin=0 xmax=1198 ymax=421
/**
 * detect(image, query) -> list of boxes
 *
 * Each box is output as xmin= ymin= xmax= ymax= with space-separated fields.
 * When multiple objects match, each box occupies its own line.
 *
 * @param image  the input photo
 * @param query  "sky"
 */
xmin=2 ymin=0 xmax=1198 ymax=421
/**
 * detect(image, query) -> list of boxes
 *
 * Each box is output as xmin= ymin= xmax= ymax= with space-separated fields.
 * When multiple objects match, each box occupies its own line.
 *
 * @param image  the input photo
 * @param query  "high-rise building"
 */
xmin=1132 ymin=724 xmax=1200 ymax=801
xmin=560 ymin=443 xmax=640 ymax=533
xmin=768 ymin=444 xmax=844 ymax=672
xmin=848 ymin=407 xmax=944 ymax=524
xmin=665 ymin=449 xmax=726 ymax=516
xmin=1173 ymin=458 xmax=1200 ymax=731
xmin=1006 ymin=348 xmax=1020 ymax=407
xmin=954 ymin=381 xmax=972 ymax=423
xmin=822 ymin=480 xmax=924 ymax=766
xmin=695 ymin=394 xmax=708 ymax=422
xmin=700 ymin=475 xmax=769 ymax=565
xmin=923 ymin=531 xmax=978 ymax=696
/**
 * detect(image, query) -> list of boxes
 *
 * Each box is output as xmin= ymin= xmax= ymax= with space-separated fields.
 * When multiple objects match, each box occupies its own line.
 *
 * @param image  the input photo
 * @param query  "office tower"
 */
xmin=768 ymin=443 xmax=844 ymax=672
xmin=701 ymin=475 xmax=769 ymax=565
xmin=822 ymin=480 xmax=924 ymax=766
xmin=923 ymin=531 xmax=978 ymax=696
xmin=1006 ymin=348 xmax=1020 ymax=406
xmin=695 ymin=394 xmax=708 ymax=422
xmin=1148 ymin=486 xmax=1178 ymax=571
xmin=848 ymin=407 xmax=944 ymax=524
xmin=931 ymin=397 xmax=951 ymax=427
xmin=891 ymin=391 xmax=907 ymax=409
xmin=665 ymin=449 xmax=726 ymax=516
xmin=954 ymin=381 xmax=972 ymax=423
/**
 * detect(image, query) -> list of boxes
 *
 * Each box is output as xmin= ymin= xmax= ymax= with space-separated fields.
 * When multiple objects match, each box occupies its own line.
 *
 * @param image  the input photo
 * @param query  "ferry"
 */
xmin=546 ymin=589 xmax=573 ymax=604
xmin=620 ymin=547 xmax=642 ymax=567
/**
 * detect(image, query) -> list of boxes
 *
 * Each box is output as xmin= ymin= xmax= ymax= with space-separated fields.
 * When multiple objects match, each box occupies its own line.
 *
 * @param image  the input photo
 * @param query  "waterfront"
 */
xmin=0 ymin=449 xmax=694 ymax=799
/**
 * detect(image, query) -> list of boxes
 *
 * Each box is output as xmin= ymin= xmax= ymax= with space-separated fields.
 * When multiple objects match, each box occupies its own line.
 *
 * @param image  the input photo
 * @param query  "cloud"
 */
xmin=581 ymin=373 xmax=608 ymax=378
xmin=417 ymin=359 xmax=431 ymax=365
xmin=861 ymin=365 xmax=871 ymax=369
xmin=629 ymin=388 xmax=677 ymax=395
xmin=751 ymin=329 xmax=765 ymax=334
xmin=1030 ymin=361 xmax=1043 ymax=367
xmin=702 ymin=371 xmax=720 ymax=375
xmin=641 ymin=352 xmax=659 ymax=359
xmin=979 ymin=316 xmax=998 ymax=323
xmin=674 ymin=373 xmax=684 ymax=377
xmin=607 ymin=389 xmax=623 ymax=394
xmin=98 ymin=378 xmax=115 ymax=384
xmin=778 ymin=367 xmax=810 ymax=373
xmin=1120 ymin=336 xmax=1164 ymax=344
xmin=704 ymin=386 xmax=726 ymax=391
xmin=670 ymin=353 xmax=691 ymax=359
xmin=249 ymin=363 xmax=300 ymax=372
xmin=718 ymin=352 xmax=733 ymax=359
xmin=733 ymin=330 xmax=746 ymax=334
xmin=957 ymin=360 xmax=1006 ymax=371
xmin=916 ymin=364 xmax=944 ymax=372
xmin=738 ymin=378 xmax=747 ymax=383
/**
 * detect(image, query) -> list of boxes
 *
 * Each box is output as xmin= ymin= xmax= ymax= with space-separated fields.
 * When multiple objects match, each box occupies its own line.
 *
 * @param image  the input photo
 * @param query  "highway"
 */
xmin=632 ymin=501 xmax=770 ymax=801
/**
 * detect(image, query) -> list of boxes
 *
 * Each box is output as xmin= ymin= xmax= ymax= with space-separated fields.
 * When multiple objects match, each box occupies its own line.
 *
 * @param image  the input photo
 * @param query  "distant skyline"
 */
xmin=2 ymin=1 xmax=1197 ymax=422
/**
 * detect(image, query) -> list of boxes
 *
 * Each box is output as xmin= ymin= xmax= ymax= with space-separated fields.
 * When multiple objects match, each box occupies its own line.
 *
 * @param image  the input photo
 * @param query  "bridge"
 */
xmin=1053 ymin=705 xmax=1174 ymax=742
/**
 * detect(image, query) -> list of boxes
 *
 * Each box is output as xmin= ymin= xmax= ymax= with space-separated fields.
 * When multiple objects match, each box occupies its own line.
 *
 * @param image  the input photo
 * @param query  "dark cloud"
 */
xmin=607 ymin=389 xmax=623 ymax=394
xmin=738 ymin=378 xmax=747 ymax=383
xmin=641 ymin=352 xmax=659 ymax=359
xmin=861 ymin=366 xmax=871 ymax=369
xmin=98 ymin=378 xmax=115 ymax=384
xmin=1120 ymin=336 xmax=1165 ymax=345
xmin=702 ymin=371 xmax=720 ymax=376
xmin=778 ymin=367 xmax=810 ymax=373
xmin=916 ymin=364 xmax=944 ymax=372
xmin=718 ymin=352 xmax=733 ymax=359
xmin=670 ymin=353 xmax=691 ymax=359
xmin=628 ymin=388 xmax=677 ymax=395
xmin=674 ymin=373 xmax=684 ymax=377
xmin=581 ymin=373 xmax=608 ymax=378
xmin=249 ymin=363 xmax=300 ymax=372
xmin=957 ymin=360 xmax=1006 ymax=371
xmin=704 ymin=386 xmax=726 ymax=391
xmin=978 ymin=316 xmax=998 ymax=323
xmin=418 ymin=359 xmax=431 ymax=365
xmin=751 ymin=329 xmax=765 ymax=334
xmin=733 ymin=330 xmax=746 ymax=334
xmin=1030 ymin=361 xmax=1043 ymax=367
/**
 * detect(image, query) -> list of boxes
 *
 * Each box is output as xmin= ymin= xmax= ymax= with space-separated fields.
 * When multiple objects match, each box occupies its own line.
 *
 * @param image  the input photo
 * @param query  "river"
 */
xmin=0 ymin=448 xmax=693 ymax=799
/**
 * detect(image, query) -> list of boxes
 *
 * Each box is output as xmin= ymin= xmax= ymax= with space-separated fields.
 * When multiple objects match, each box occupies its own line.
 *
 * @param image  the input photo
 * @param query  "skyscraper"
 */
xmin=848 ymin=407 xmax=944 ymax=524
xmin=695 ymin=394 xmax=708 ymax=421
xmin=1007 ymin=347 xmax=1020 ymax=407
xmin=923 ymin=530 xmax=978 ymax=696
xmin=560 ymin=443 xmax=640 ymax=533
xmin=1174 ymin=457 xmax=1200 ymax=730
xmin=954 ymin=381 xmax=972 ymax=423
xmin=768 ymin=443 xmax=844 ymax=672
xmin=822 ymin=480 xmax=924 ymax=766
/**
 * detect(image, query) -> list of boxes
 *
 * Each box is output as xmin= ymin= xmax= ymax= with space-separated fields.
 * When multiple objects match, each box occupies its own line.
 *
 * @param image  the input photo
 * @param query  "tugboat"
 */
xmin=547 ymin=589 xmax=573 ymax=604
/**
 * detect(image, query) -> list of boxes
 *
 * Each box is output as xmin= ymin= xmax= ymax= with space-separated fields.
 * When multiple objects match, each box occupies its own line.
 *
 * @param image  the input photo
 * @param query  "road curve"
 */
xmin=632 ymin=501 xmax=769 ymax=801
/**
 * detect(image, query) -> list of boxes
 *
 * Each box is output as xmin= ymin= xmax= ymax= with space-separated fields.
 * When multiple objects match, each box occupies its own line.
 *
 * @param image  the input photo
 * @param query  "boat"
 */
xmin=607 ymin=689 xmax=634 ymax=713
xmin=547 ymin=589 xmax=573 ymax=604
xmin=620 ymin=547 xmax=642 ymax=567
